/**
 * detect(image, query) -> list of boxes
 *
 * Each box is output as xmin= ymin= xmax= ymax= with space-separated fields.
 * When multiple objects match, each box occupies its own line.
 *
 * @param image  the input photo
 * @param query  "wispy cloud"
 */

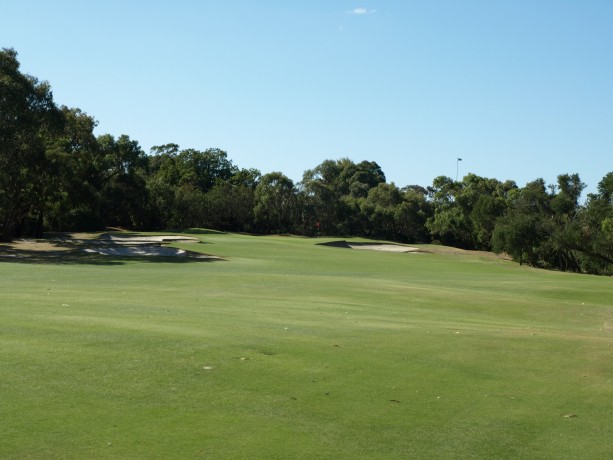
xmin=346 ymin=7 xmax=377 ymax=15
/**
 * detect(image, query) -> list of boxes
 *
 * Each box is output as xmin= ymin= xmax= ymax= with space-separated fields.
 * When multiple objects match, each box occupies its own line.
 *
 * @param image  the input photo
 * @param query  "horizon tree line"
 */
xmin=1 ymin=48 xmax=612 ymax=274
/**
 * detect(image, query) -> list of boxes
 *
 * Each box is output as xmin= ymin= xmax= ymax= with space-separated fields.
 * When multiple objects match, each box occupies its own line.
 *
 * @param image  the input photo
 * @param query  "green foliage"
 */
xmin=492 ymin=211 xmax=541 ymax=265
xmin=254 ymin=172 xmax=297 ymax=233
xmin=490 ymin=174 xmax=612 ymax=274
xmin=572 ymin=173 xmax=613 ymax=274
xmin=1 ymin=49 xmax=610 ymax=274
xmin=145 ymin=145 xmax=245 ymax=230
xmin=95 ymin=134 xmax=149 ymax=229
xmin=0 ymin=48 xmax=62 ymax=240
xmin=427 ymin=174 xmax=516 ymax=250
xmin=301 ymin=158 xmax=387 ymax=235
xmin=46 ymin=107 xmax=101 ymax=230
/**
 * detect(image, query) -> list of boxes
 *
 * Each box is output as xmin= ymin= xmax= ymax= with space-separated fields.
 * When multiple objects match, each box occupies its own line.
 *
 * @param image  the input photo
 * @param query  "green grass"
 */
xmin=1 ymin=232 xmax=612 ymax=459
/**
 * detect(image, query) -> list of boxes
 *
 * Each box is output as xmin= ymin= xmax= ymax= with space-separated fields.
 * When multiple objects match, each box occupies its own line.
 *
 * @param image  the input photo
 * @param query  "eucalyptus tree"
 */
xmin=301 ymin=160 xmax=343 ymax=234
xmin=491 ymin=175 xmax=592 ymax=271
xmin=0 ymin=48 xmax=62 ymax=240
xmin=175 ymin=148 xmax=238 ymax=192
xmin=254 ymin=172 xmax=297 ymax=233
xmin=44 ymin=107 xmax=101 ymax=231
xmin=145 ymin=144 xmax=181 ymax=228
xmin=492 ymin=178 xmax=552 ymax=266
xmin=572 ymin=172 xmax=613 ymax=274
xmin=540 ymin=173 xmax=586 ymax=271
xmin=465 ymin=177 xmax=516 ymax=249
xmin=425 ymin=176 xmax=471 ymax=247
xmin=396 ymin=186 xmax=432 ymax=243
xmin=96 ymin=134 xmax=149 ymax=229
xmin=426 ymin=174 xmax=514 ymax=249
xmin=301 ymin=158 xmax=385 ymax=235
xmin=203 ymin=168 xmax=260 ymax=232
xmin=360 ymin=182 xmax=404 ymax=240
xmin=146 ymin=145 xmax=240 ymax=229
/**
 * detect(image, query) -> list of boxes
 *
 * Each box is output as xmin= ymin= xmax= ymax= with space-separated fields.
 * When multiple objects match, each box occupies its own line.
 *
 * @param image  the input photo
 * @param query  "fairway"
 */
xmin=1 ymin=232 xmax=612 ymax=459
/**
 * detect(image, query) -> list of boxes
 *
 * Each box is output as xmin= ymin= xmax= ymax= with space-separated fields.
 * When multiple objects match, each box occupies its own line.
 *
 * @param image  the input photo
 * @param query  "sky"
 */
xmin=2 ymin=1 xmax=612 ymax=196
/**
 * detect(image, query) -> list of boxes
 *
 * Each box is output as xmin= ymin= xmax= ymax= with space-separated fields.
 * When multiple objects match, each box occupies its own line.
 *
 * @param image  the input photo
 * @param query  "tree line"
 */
xmin=1 ymin=48 xmax=612 ymax=274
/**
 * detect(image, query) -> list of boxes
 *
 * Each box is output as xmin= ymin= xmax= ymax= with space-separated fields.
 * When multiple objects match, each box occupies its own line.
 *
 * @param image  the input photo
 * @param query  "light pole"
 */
xmin=456 ymin=158 xmax=462 ymax=182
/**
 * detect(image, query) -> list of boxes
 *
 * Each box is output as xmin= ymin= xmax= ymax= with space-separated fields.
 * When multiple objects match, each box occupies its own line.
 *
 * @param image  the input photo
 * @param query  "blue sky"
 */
xmin=2 ymin=1 xmax=612 ymax=196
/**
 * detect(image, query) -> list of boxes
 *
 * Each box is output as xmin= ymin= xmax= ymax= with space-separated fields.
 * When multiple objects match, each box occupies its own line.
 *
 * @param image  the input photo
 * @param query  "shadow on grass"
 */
xmin=317 ymin=240 xmax=403 ymax=249
xmin=317 ymin=240 xmax=353 ymax=249
xmin=170 ymin=228 xmax=227 ymax=235
xmin=0 ymin=247 xmax=224 ymax=266
xmin=0 ymin=230 xmax=227 ymax=266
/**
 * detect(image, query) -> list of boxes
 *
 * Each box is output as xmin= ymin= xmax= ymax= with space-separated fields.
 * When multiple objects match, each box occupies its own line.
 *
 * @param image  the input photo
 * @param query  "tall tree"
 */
xmin=96 ymin=134 xmax=149 ymax=229
xmin=572 ymin=172 xmax=613 ymax=274
xmin=427 ymin=174 xmax=514 ymax=250
xmin=204 ymin=182 xmax=255 ymax=231
xmin=425 ymin=176 xmax=471 ymax=247
xmin=301 ymin=159 xmax=343 ymax=234
xmin=301 ymin=158 xmax=385 ymax=235
xmin=491 ymin=176 xmax=591 ymax=271
xmin=254 ymin=172 xmax=297 ymax=233
xmin=361 ymin=182 xmax=404 ymax=240
xmin=176 ymin=148 xmax=237 ymax=192
xmin=397 ymin=186 xmax=432 ymax=243
xmin=0 ymin=48 xmax=62 ymax=241
xmin=145 ymin=145 xmax=239 ymax=229
xmin=203 ymin=167 xmax=260 ymax=231
xmin=542 ymin=174 xmax=586 ymax=271
xmin=44 ymin=107 xmax=102 ymax=231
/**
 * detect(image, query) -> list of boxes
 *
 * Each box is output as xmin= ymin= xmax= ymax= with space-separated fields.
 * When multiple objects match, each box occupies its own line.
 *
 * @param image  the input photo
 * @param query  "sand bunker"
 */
xmin=83 ymin=234 xmax=216 ymax=258
xmin=319 ymin=240 xmax=428 ymax=253
xmin=84 ymin=246 xmax=189 ymax=257
xmin=99 ymin=235 xmax=199 ymax=245
xmin=347 ymin=243 xmax=423 ymax=253
xmin=0 ymin=233 xmax=219 ymax=261
xmin=0 ymin=233 xmax=220 ymax=261
xmin=83 ymin=245 xmax=217 ymax=259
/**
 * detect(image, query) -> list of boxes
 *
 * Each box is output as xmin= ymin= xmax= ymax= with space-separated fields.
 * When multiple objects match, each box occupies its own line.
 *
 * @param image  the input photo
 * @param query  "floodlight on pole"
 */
xmin=456 ymin=158 xmax=462 ymax=182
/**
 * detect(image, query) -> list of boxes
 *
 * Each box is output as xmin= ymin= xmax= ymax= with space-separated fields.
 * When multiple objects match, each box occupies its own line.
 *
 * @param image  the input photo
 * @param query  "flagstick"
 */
xmin=456 ymin=158 xmax=462 ymax=181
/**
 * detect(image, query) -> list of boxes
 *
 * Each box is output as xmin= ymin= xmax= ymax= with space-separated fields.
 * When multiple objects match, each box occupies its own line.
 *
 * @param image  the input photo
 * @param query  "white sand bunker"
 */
xmin=99 ymin=235 xmax=199 ymax=244
xmin=320 ymin=240 xmax=427 ymax=253
xmin=348 ymin=243 xmax=423 ymax=253
xmin=84 ymin=234 xmax=216 ymax=259
xmin=84 ymin=246 xmax=189 ymax=257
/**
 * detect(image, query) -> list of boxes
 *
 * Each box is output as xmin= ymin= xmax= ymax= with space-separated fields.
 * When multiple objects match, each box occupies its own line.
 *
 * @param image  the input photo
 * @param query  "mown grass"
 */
xmin=1 ymin=232 xmax=611 ymax=459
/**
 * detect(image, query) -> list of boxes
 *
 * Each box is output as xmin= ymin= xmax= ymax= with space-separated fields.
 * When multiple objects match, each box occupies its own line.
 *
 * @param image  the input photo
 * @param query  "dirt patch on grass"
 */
xmin=1 ymin=239 xmax=73 ymax=253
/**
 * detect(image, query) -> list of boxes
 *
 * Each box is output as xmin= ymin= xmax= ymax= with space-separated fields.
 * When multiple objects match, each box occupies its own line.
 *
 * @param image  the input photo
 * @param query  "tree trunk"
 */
xmin=1 ymin=219 xmax=15 ymax=242
xmin=35 ymin=211 xmax=44 ymax=238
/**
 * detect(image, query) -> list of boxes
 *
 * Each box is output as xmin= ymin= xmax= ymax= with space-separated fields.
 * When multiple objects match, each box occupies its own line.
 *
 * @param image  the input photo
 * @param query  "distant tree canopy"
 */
xmin=1 ymin=48 xmax=611 ymax=274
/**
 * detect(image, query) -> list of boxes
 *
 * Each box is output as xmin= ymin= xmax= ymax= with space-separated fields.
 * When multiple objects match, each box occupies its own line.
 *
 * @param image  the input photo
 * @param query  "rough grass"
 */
xmin=1 ymin=232 xmax=611 ymax=459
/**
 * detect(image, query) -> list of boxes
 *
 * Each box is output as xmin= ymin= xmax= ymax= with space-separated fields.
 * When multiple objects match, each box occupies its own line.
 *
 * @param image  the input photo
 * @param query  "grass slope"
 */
xmin=1 ymin=232 xmax=612 ymax=459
